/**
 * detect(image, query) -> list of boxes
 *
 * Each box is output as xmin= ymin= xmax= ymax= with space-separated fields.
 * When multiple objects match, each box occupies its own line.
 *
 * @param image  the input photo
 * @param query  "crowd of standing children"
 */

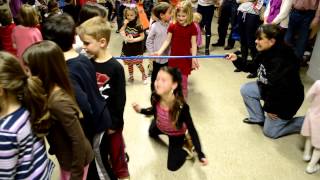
xmin=0 ymin=0 xmax=320 ymax=178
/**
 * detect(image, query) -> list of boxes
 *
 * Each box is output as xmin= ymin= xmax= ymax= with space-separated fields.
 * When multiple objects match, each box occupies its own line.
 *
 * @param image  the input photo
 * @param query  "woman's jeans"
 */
xmin=240 ymin=81 xmax=304 ymax=139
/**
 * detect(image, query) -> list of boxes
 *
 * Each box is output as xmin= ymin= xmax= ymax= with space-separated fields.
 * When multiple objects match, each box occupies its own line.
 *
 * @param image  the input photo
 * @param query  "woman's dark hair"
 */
xmin=0 ymin=51 xmax=50 ymax=137
xmin=151 ymin=67 xmax=185 ymax=128
xmin=256 ymin=24 xmax=285 ymax=44
xmin=78 ymin=2 xmax=107 ymax=25
xmin=152 ymin=2 xmax=171 ymax=20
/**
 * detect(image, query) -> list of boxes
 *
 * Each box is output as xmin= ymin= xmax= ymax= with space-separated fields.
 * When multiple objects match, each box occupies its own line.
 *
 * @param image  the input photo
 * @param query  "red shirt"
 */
xmin=0 ymin=23 xmax=17 ymax=56
xmin=168 ymin=22 xmax=197 ymax=75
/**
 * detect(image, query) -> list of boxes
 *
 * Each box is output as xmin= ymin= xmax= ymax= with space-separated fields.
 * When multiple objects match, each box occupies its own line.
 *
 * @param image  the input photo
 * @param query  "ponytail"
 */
xmin=23 ymin=76 xmax=51 ymax=137
xmin=0 ymin=51 xmax=51 ymax=137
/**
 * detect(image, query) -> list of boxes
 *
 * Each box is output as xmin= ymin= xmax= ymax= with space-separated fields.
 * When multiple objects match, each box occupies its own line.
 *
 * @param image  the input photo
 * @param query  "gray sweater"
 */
xmin=146 ymin=21 xmax=170 ymax=64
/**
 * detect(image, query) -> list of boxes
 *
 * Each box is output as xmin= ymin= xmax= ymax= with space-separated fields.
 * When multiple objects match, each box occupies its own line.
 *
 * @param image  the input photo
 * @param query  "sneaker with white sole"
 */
xmin=128 ymin=76 xmax=134 ymax=83
xmin=303 ymin=154 xmax=311 ymax=162
xmin=306 ymin=164 xmax=320 ymax=174
xmin=182 ymin=146 xmax=195 ymax=160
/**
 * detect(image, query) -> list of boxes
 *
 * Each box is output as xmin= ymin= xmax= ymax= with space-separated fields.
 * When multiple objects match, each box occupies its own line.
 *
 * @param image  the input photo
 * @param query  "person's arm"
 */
xmin=146 ymin=23 xmax=156 ymax=53
xmin=156 ymin=32 xmax=172 ymax=55
xmin=182 ymin=104 xmax=207 ymax=165
xmin=108 ymin=65 xmax=126 ymax=130
xmin=50 ymin=99 xmax=88 ymax=180
xmin=309 ymin=1 xmax=320 ymax=38
xmin=225 ymin=53 xmax=260 ymax=73
xmin=272 ymin=0 xmax=293 ymax=25
xmin=120 ymin=19 xmax=129 ymax=38
xmin=70 ymin=78 xmax=93 ymax=121
xmin=69 ymin=76 xmax=94 ymax=137
xmin=191 ymin=35 xmax=199 ymax=69
xmin=132 ymin=103 xmax=154 ymax=115
xmin=128 ymin=31 xmax=145 ymax=43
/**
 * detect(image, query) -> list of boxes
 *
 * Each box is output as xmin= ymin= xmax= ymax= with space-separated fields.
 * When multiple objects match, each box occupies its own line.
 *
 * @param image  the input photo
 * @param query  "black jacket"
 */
xmin=91 ymin=58 xmax=126 ymax=130
xmin=140 ymin=103 xmax=205 ymax=160
xmin=66 ymin=55 xmax=111 ymax=141
xmin=233 ymin=44 xmax=304 ymax=120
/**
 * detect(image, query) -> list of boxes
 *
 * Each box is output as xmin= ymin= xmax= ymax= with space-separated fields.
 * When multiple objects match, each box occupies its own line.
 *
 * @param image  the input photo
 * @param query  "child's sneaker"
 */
xmin=183 ymin=145 xmax=195 ymax=160
xmin=303 ymin=154 xmax=311 ymax=162
xmin=128 ymin=76 xmax=134 ymax=83
xmin=183 ymin=133 xmax=195 ymax=160
xmin=306 ymin=164 xmax=320 ymax=174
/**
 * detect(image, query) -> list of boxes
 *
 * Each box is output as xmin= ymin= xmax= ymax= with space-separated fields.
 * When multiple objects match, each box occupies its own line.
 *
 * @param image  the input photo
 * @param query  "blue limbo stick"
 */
xmin=114 ymin=55 xmax=226 ymax=60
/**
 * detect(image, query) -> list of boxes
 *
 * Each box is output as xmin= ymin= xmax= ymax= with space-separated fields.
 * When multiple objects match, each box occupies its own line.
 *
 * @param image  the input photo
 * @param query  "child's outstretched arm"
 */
xmin=191 ymin=35 xmax=199 ymax=70
xmin=132 ymin=102 xmax=154 ymax=115
xmin=146 ymin=24 xmax=157 ymax=53
xmin=155 ymin=32 xmax=172 ymax=55
xmin=132 ymin=102 xmax=142 ymax=113
xmin=183 ymin=104 xmax=208 ymax=166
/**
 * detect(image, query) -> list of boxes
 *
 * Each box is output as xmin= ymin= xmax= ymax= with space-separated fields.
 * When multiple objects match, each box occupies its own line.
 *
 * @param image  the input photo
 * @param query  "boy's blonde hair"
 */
xmin=173 ymin=1 xmax=193 ymax=25
xmin=193 ymin=12 xmax=202 ymax=23
xmin=77 ymin=16 xmax=111 ymax=45
xmin=18 ymin=4 xmax=39 ymax=27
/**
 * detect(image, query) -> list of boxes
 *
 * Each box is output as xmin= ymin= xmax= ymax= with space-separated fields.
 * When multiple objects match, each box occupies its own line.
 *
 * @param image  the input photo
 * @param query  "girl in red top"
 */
xmin=156 ymin=1 xmax=199 ymax=98
xmin=0 ymin=8 xmax=17 ymax=56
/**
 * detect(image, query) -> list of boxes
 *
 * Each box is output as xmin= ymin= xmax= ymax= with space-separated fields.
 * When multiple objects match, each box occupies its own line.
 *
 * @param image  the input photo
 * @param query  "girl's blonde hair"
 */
xmin=123 ymin=7 xmax=141 ymax=26
xmin=18 ymin=4 xmax=39 ymax=27
xmin=0 ymin=51 xmax=50 ymax=137
xmin=193 ymin=12 xmax=202 ymax=23
xmin=173 ymin=1 xmax=193 ymax=25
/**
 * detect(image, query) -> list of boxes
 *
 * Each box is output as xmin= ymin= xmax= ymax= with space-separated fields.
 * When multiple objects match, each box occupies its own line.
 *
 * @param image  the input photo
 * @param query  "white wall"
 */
xmin=307 ymin=33 xmax=320 ymax=80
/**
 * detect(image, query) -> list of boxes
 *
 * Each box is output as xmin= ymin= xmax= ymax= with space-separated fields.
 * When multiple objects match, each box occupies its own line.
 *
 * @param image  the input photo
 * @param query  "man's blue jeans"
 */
xmin=240 ymin=81 xmax=304 ymax=139
xmin=285 ymin=9 xmax=315 ymax=60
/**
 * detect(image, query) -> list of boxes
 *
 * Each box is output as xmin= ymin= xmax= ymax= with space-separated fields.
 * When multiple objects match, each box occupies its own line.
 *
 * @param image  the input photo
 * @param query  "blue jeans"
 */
xmin=240 ymin=81 xmax=304 ymax=139
xmin=285 ymin=9 xmax=315 ymax=60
